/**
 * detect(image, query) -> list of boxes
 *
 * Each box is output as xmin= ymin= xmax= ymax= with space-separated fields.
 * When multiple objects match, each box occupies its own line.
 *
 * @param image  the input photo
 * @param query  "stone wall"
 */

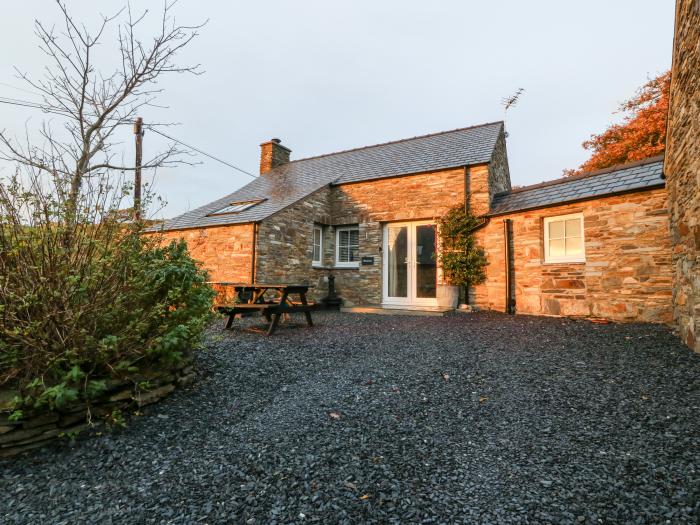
xmin=468 ymin=130 xmax=510 ymax=216
xmin=255 ymin=186 xmax=333 ymax=302
xmin=254 ymin=168 xmax=470 ymax=305
xmin=487 ymin=130 xmax=512 ymax=201
xmin=0 ymin=357 xmax=195 ymax=458
xmin=156 ymin=224 xmax=255 ymax=283
xmin=472 ymin=188 xmax=674 ymax=322
xmin=665 ymin=0 xmax=700 ymax=351
xmin=155 ymin=166 xmax=497 ymax=307
xmin=329 ymin=168 xmax=468 ymax=305
xmin=468 ymin=164 xmax=493 ymax=217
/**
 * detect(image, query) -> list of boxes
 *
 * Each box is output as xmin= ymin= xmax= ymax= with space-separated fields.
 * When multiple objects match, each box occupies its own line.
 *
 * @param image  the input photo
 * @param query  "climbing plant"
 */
xmin=436 ymin=205 xmax=488 ymax=288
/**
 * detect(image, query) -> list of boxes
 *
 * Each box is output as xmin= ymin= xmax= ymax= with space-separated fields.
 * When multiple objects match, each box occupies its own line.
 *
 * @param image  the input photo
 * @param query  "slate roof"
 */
xmin=489 ymin=156 xmax=665 ymax=216
xmin=155 ymin=122 xmax=504 ymax=231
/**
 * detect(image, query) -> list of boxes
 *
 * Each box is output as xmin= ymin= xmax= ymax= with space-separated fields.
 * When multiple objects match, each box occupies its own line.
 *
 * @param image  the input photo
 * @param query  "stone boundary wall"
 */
xmin=0 ymin=357 xmax=195 ymax=458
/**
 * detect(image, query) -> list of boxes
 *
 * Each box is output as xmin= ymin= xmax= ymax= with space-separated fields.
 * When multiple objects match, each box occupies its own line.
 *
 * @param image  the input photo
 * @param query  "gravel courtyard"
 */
xmin=2 ymin=311 xmax=699 ymax=524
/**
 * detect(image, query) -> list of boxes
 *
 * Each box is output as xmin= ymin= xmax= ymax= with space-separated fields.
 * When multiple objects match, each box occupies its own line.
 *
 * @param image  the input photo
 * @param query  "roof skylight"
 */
xmin=208 ymin=199 xmax=264 ymax=216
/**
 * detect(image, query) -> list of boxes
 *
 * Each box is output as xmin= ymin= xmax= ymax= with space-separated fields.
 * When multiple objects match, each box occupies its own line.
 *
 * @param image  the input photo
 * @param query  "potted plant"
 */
xmin=435 ymin=205 xmax=488 ymax=308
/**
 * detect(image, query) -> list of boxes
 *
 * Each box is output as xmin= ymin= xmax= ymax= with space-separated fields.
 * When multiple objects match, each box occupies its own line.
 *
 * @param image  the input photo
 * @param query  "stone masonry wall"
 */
xmin=469 ymin=164 xmax=494 ymax=217
xmin=156 ymin=224 xmax=255 ymax=283
xmin=665 ymin=0 xmax=700 ymax=351
xmin=254 ymin=168 xmax=470 ymax=305
xmin=467 ymin=129 xmax=510 ymax=216
xmin=487 ymin=130 xmax=512 ymax=200
xmin=329 ymin=168 xmax=467 ymax=305
xmin=472 ymin=188 xmax=673 ymax=323
xmin=255 ymin=187 xmax=333 ymax=302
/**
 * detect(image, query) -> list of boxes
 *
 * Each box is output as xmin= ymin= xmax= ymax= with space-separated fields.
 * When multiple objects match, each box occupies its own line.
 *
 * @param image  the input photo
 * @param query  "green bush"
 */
xmin=436 ymin=205 xmax=488 ymax=288
xmin=0 ymin=177 xmax=214 ymax=415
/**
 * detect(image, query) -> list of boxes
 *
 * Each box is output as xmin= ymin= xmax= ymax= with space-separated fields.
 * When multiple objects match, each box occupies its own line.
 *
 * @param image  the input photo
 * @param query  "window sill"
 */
xmin=333 ymin=264 xmax=360 ymax=270
xmin=543 ymin=259 xmax=586 ymax=265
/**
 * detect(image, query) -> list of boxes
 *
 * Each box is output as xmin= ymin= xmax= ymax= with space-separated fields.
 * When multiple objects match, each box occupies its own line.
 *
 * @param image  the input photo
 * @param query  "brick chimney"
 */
xmin=259 ymin=138 xmax=291 ymax=174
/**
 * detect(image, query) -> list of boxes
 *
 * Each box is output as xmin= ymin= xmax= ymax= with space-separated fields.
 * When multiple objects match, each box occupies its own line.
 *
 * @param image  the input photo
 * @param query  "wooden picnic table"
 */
xmin=208 ymin=282 xmax=315 ymax=335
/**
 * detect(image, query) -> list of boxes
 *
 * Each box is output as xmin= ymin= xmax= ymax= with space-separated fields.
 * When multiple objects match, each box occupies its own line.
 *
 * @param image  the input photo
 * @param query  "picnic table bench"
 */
xmin=208 ymin=283 xmax=315 ymax=335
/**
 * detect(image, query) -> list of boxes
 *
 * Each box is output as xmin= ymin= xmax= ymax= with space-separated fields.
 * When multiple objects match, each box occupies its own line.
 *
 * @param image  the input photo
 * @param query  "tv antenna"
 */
xmin=501 ymin=88 xmax=525 ymax=133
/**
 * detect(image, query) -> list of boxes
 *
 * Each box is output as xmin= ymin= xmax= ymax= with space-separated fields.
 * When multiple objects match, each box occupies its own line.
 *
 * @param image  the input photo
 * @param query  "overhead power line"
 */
xmin=0 ymin=81 xmax=43 ymax=98
xmin=0 ymin=96 xmax=72 ymax=117
xmin=0 ymin=92 xmax=257 ymax=179
xmin=147 ymin=127 xmax=257 ymax=178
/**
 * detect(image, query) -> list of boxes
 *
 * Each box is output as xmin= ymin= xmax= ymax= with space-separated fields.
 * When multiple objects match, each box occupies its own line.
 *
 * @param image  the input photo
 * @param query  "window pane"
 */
xmin=415 ymin=224 xmax=437 ymax=298
xmin=313 ymin=244 xmax=320 ymax=262
xmin=549 ymin=238 xmax=565 ymax=257
xmin=210 ymin=200 xmax=262 ymax=215
xmin=566 ymin=237 xmax=583 ymax=255
xmin=337 ymin=228 xmax=359 ymax=263
xmin=565 ymin=218 xmax=581 ymax=237
xmin=387 ymin=226 xmax=408 ymax=297
xmin=314 ymin=228 xmax=321 ymax=245
xmin=548 ymin=220 xmax=565 ymax=239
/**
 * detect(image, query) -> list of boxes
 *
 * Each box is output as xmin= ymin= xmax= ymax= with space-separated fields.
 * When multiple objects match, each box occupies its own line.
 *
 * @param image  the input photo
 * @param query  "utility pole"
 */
xmin=133 ymin=117 xmax=144 ymax=220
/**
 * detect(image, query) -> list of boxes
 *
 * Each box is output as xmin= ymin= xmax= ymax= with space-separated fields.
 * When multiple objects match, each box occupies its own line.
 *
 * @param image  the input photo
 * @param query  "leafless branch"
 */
xmin=0 ymin=0 xmax=206 ymax=224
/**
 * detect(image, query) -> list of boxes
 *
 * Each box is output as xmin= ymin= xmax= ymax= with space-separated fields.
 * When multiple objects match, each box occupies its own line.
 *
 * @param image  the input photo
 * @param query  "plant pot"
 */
xmin=436 ymin=285 xmax=459 ymax=308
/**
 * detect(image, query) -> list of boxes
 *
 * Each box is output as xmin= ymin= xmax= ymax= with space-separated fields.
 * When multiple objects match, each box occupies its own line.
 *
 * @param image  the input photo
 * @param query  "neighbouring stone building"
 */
xmin=155 ymin=122 xmax=675 ymax=324
xmin=665 ymin=0 xmax=700 ymax=352
xmin=473 ymin=158 xmax=672 ymax=322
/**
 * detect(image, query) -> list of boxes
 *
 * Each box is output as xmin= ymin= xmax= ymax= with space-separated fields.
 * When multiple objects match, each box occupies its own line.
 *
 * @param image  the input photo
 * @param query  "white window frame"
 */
xmin=312 ymin=225 xmax=323 ymax=267
xmin=335 ymin=226 xmax=360 ymax=268
xmin=543 ymin=212 xmax=585 ymax=263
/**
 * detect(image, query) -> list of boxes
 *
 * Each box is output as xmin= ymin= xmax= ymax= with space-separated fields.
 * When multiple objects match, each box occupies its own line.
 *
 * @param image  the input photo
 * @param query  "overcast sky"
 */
xmin=0 ymin=1 xmax=674 ymax=219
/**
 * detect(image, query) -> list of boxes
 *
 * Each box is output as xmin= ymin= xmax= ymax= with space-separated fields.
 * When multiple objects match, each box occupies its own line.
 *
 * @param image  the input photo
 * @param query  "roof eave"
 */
xmin=494 ymin=155 xmax=666 ymax=198
xmin=146 ymin=220 xmax=259 ymax=234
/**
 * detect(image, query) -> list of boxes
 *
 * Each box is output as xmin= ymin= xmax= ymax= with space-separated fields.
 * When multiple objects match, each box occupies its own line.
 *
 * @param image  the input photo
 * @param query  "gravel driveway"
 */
xmin=2 ymin=311 xmax=699 ymax=524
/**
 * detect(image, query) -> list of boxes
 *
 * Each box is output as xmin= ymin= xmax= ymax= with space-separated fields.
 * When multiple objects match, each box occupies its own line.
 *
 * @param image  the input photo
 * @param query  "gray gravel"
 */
xmin=2 ymin=311 xmax=699 ymax=524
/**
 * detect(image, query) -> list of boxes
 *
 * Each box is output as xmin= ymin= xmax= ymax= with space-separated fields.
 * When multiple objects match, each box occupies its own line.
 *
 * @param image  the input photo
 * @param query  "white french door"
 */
xmin=382 ymin=221 xmax=438 ymax=307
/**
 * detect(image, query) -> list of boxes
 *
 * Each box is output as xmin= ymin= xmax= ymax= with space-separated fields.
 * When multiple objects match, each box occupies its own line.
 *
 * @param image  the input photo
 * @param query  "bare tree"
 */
xmin=0 ymin=0 xmax=205 ymax=223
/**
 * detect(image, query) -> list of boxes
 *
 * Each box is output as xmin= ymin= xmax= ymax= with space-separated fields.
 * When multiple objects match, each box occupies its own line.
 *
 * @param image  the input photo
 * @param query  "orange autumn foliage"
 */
xmin=566 ymin=71 xmax=670 ymax=176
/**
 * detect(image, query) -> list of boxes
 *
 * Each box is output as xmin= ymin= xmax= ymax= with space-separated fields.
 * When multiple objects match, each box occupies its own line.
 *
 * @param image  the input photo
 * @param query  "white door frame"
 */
xmin=382 ymin=220 xmax=438 ymax=307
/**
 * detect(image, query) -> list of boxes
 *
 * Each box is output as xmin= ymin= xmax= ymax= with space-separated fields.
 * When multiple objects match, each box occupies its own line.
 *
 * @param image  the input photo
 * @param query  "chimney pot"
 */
xmin=260 ymin=138 xmax=291 ymax=174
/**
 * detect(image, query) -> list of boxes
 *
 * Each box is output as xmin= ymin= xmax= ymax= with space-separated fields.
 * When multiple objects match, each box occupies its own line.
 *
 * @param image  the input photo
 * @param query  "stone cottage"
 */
xmin=155 ymin=121 xmax=674 ymax=323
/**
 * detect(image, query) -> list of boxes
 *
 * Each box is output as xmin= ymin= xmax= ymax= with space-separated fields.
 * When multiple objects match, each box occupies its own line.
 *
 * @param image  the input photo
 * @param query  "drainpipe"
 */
xmin=463 ymin=166 xmax=471 ymax=303
xmin=503 ymin=218 xmax=515 ymax=314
